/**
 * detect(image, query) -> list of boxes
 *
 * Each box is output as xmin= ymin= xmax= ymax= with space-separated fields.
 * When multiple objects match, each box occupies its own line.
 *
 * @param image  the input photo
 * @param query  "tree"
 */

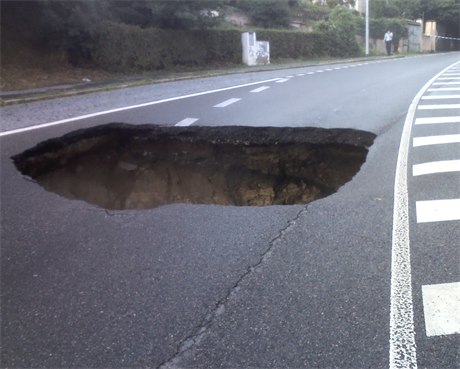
xmin=238 ymin=0 xmax=291 ymax=29
xmin=145 ymin=0 xmax=225 ymax=30
xmin=420 ymin=0 xmax=460 ymax=37
xmin=315 ymin=6 xmax=361 ymax=57
xmin=392 ymin=0 xmax=422 ymax=19
xmin=39 ymin=1 xmax=111 ymax=64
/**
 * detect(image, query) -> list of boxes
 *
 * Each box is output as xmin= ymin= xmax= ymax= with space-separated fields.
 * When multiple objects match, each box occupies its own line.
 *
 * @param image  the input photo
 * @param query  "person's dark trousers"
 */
xmin=386 ymin=41 xmax=392 ymax=55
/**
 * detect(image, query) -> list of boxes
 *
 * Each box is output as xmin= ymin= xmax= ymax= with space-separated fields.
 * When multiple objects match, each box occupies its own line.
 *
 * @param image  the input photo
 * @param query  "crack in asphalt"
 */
xmin=158 ymin=205 xmax=309 ymax=369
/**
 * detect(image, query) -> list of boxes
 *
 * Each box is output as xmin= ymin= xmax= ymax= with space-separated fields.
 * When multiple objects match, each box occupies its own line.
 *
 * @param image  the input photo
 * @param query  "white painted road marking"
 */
xmin=433 ymin=82 xmax=460 ymax=85
xmin=175 ymin=118 xmax=199 ymax=127
xmin=428 ymin=87 xmax=460 ymax=91
xmin=276 ymin=78 xmax=290 ymax=83
xmin=0 ymin=78 xmax=282 ymax=137
xmin=250 ymin=86 xmax=270 ymax=93
xmin=416 ymin=199 xmax=460 ymax=223
xmin=413 ymin=159 xmax=460 ymax=176
xmin=214 ymin=98 xmax=241 ymax=108
xmin=437 ymin=77 xmax=460 ymax=80
xmin=389 ymin=61 xmax=458 ymax=369
xmin=421 ymin=95 xmax=460 ymax=100
xmin=413 ymin=134 xmax=460 ymax=147
xmin=422 ymin=282 xmax=460 ymax=337
xmin=418 ymin=104 xmax=460 ymax=109
xmin=415 ymin=116 xmax=460 ymax=124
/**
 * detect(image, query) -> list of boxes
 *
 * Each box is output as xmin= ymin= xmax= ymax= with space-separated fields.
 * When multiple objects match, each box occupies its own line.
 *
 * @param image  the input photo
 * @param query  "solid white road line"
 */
xmin=250 ymin=86 xmax=270 ymax=93
xmin=422 ymin=282 xmax=460 ymax=337
xmin=175 ymin=118 xmax=199 ymax=127
xmin=413 ymin=159 xmax=460 ymax=176
xmin=418 ymin=104 xmax=460 ymax=109
xmin=0 ymin=77 xmax=282 ymax=137
xmin=389 ymin=61 xmax=458 ymax=369
xmin=416 ymin=199 xmax=460 ymax=223
xmin=413 ymin=134 xmax=460 ymax=147
xmin=214 ymin=98 xmax=241 ymax=108
xmin=421 ymin=95 xmax=460 ymax=100
xmin=415 ymin=116 xmax=460 ymax=124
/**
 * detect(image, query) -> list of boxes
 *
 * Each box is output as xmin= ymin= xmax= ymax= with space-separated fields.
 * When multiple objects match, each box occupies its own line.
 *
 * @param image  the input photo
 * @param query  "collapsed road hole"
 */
xmin=12 ymin=123 xmax=376 ymax=210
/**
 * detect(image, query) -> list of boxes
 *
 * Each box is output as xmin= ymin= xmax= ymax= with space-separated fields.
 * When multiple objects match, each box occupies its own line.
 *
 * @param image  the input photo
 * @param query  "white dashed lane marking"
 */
xmin=250 ymin=86 xmax=270 ymax=93
xmin=275 ymin=79 xmax=290 ymax=83
xmin=214 ymin=98 xmax=241 ymax=107
xmin=421 ymin=95 xmax=460 ymax=100
xmin=416 ymin=199 xmax=460 ymax=223
xmin=415 ymin=116 xmax=460 ymax=124
xmin=422 ymin=282 xmax=460 ymax=337
xmin=428 ymin=87 xmax=460 ymax=91
xmin=413 ymin=133 xmax=460 ymax=146
xmin=175 ymin=118 xmax=199 ymax=127
xmin=413 ymin=159 xmax=460 ymax=176
xmin=410 ymin=62 xmax=460 ymax=344
xmin=418 ymin=104 xmax=460 ymax=110
xmin=389 ymin=62 xmax=460 ymax=367
xmin=432 ymin=81 xmax=460 ymax=85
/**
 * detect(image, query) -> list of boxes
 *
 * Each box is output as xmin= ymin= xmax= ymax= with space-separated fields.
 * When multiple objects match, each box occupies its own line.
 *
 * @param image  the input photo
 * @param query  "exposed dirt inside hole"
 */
xmin=12 ymin=124 xmax=376 ymax=210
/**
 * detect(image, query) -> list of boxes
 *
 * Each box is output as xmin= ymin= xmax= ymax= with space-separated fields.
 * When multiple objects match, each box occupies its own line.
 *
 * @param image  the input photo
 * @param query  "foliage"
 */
xmin=327 ymin=0 xmax=356 ymax=8
xmin=369 ymin=18 xmax=408 ymax=52
xmin=313 ymin=6 xmax=362 ymax=57
xmin=93 ymin=20 xmax=365 ymax=73
xmin=147 ymin=0 xmax=225 ymax=30
xmin=93 ymin=22 xmax=242 ymax=72
xmin=420 ymin=0 xmax=460 ymax=37
xmin=237 ymin=0 xmax=291 ymax=28
xmin=369 ymin=0 xmax=421 ymax=19
xmin=291 ymin=1 xmax=330 ymax=21
xmin=109 ymin=2 xmax=158 ymax=28
xmin=370 ymin=0 xmax=399 ymax=18
xmin=38 ymin=0 xmax=111 ymax=65
xmin=392 ymin=0 xmax=422 ymax=19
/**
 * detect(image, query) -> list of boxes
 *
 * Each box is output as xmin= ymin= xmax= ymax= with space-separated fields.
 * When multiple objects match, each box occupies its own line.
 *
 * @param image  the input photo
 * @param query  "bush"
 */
xmin=93 ymin=22 xmax=242 ymax=72
xmin=369 ymin=18 xmax=408 ymax=51
xmin=93 ymin=20 xmax=364 ymax=73
xmin=313 ymin=6 xmax=363 ymax=58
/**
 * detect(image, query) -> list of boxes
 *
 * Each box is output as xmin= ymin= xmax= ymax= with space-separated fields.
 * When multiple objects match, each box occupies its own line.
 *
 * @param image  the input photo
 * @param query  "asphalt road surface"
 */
xmin=1 ymin=53 xmax=459 ymax=368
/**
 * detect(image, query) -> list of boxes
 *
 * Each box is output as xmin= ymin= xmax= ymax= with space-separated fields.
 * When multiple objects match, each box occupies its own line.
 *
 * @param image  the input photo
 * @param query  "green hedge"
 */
xmin=93 ymin=21 xmax=362 ymax=73
xmin=93 ymin=22 xmax=242 ymax=72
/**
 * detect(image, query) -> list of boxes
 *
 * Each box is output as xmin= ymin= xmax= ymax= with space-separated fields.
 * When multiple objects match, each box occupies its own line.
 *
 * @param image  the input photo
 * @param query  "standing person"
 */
xmin=384 ymin=30 xmax=393 ymax=56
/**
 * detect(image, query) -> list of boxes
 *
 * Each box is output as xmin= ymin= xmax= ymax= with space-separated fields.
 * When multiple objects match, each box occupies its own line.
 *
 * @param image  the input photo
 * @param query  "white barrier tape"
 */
xmin=423 ymin=34 xmax=460 ymax=41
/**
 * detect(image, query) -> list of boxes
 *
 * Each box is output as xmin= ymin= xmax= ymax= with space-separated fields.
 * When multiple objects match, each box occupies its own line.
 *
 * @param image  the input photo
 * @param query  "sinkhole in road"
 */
xmin=13 ymin=123 xmax=376 ymax=210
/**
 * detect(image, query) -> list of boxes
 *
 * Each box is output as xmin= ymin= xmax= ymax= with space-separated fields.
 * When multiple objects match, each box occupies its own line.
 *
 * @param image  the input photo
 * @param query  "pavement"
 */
xmin=0 ymin=55 xmax=403 ymax=106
